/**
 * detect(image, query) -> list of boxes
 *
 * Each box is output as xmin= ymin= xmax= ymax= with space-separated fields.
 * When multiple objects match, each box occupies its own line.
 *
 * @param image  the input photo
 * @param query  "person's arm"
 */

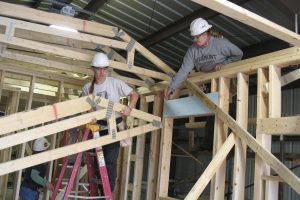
xmin=220 ymin=39 xmax=243 ymax=65
xmin=128 ymin=90 xmax=138 ymax=110
xmin=118 ymin=80 xmax=139 ymax=116
xmin=169 ymin=47 xmax=195 ymax=92
xmin=30 ymin=169 xmax=47 ymax=187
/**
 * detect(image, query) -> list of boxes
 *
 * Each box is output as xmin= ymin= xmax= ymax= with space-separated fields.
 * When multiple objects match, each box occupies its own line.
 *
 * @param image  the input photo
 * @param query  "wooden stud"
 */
xmin=0 ymin=90 xmax=20 ymax=200
xmin=264 ymin=65 xmax=281 ymax=200
xmin=13 ymin=76 xmax=35 ymax=199
xmin=132 ymin=96 xmax=148 ymax=199
xmin=232 ymin=73 xmax=249 ymax=200
xmin=212 ymin=77 xmax=230 ymax=200
xmin=0 ymin=70 xmax=6 ymax=102
xmin=253 ymin=68 xmax=269 ymax=200
xmin=146 ymin=92 xmax=163 ymax=200
xmin=158 ymin=117 xmax=174 ymax=197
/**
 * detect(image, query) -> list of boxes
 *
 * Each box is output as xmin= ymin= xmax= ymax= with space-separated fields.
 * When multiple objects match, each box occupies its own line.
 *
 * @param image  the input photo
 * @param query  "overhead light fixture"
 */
xmin=49 ymin=25 xmax=78 ymax=33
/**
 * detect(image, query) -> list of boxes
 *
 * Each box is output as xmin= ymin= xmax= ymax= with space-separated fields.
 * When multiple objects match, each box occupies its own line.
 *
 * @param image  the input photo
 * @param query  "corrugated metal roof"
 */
xmin=0 ymin=0 xmax=298 ymax=71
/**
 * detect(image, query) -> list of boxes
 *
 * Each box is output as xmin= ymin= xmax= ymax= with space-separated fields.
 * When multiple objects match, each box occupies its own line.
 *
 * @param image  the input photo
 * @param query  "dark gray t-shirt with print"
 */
xmin=169 ymin=36 xmax=243 ymax=91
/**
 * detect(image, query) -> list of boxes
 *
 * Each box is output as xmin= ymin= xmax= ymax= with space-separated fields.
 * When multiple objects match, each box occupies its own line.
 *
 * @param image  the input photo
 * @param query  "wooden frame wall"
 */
xmin=1 ymin=1 xmax=300 ymax=199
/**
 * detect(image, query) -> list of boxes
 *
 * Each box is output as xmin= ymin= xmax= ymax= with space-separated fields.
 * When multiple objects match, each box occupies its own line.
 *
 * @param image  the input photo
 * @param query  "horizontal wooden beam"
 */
xmin=189 ymin=47 xmax=300 ymax=84
xmin=185 ymin=122 xmax=206 ymax=128
xmin=185 ymin=80 xmax=300 ymax=195
xmin=0 ymin=109 xmax=107 ymax=150
xmin=262 ymin=175 xmax=284 ymax=182
xmin=0 ymin=62 xmax=84 ymax=86
xmin=281 ymin=68 xmax=300 ymax=86
xmin=110 ymin=61 xmax=170 ymax=81
xmin=118 ymin=30 xmax=176 ymax=75
xmin=191 ymin=0 xmax=300 ymax=47
xmin=0 ymin=1 xmax=116 ymax=38
xmin=257 ymin=116 xmax=300 ymax=135
xmin=0 ymin=95 xmax=160 ymax=136
xmin=0 ymin=123 xmax=159 ymax=176
xmin=0 ymin=17 xmax=128 ymax=50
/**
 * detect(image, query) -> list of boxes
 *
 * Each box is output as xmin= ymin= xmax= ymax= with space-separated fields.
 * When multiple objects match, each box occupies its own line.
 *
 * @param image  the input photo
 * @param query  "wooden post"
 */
xmin=0 ymin=70 xmax=6 ymax=102
xmin=253 ymin=68 xmax=269 ymax=200
xmin=45 ymin=81 xmax=64 ymax=200
xmin=264 ymin=65 xmax=281 ymax=200
xmin=158 ymin=116 xmax=174 ymax=198
xmin=232 ymin=73 xmax=249 ymax=200
xmin=146 ymin=92 xmax=163 ymax=200
xmin=188 ymin=91 xmax=195 ymax=152
xmin=132 ymin=95 xmax=148 ymax=199
xmin=0 ymin=90 xmax=20 ymax=200
xmin=13 ymin=75 xmax=35 ymax=200
xmin=210 ymin=78 xmax=218 ymax=200
xmin=211 ymin=77 xmax=230 ymax=200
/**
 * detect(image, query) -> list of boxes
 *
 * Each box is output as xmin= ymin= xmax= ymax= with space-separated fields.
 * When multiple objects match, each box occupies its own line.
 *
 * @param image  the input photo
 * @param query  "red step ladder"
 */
xmin=51 ymin=124 xmax=113 ymax=200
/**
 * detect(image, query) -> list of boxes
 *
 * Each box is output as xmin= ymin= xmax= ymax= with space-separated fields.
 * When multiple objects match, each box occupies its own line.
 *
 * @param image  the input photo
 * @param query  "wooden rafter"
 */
xmin=190 ymin=0 xmax=300 ymax=47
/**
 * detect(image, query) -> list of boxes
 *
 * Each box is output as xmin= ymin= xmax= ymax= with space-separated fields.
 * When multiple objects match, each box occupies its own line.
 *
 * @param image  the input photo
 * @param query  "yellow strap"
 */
xmin=86 ymin=123 xmax=100 ymax=132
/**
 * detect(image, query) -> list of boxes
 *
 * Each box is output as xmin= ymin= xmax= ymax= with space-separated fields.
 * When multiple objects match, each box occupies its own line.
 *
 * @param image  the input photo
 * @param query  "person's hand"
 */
xmin=164 ymin=87 xmax=173 ymax=100
xmin=121 ymin=106 xmax=132 ymax=116
xmin=214 ymin=64 xmax=222 ymax=71
xmin=45 ymin=181 xmax=53 ymax=191
xmin=90 ymin=117 xmax=97 ymax=124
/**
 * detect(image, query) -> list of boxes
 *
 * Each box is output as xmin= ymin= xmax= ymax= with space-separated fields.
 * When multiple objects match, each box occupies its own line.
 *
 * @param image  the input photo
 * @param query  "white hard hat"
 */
xmin=190 ymin=18 xmax=212 ymax=36
xmin=33 ymin=137 xmax=50 ymax=152
xmin=91 ymin=53 xmax=109 ymax=68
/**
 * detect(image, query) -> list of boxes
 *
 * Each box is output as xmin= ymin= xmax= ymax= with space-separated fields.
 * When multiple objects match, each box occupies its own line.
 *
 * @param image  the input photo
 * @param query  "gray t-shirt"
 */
xmin=169 ymin=36 xmax=243 ymax=91
xmin=82 ymin=77 xmax=133 ymax=117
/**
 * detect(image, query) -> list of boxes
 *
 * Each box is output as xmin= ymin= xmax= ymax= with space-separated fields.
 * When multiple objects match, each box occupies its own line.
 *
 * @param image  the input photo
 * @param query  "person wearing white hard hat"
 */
xmin=164 ymin=18 xmax=243 ymax=151
xmin=164 ymin=17 xmax=243 ymax=99
xmin=20 ymin=137 xmax=53 ymax=200
xmin=81 ymin=52 xmax=138 ymax=191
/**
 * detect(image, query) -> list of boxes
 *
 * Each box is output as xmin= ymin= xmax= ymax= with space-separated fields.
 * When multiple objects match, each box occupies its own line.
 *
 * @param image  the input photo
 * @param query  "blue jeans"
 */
xmin=20 ymin=186 xmax=38 ymax=200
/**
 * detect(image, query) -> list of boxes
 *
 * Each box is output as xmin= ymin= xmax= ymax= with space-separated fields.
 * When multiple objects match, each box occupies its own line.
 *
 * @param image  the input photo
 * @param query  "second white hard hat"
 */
xmin=190 ymin=18 xmax=212 ymax=36
xmin=33 ymin=137 xmax=50 ymax=152
xmin=91 ymin=53 xmax=110 ymax=68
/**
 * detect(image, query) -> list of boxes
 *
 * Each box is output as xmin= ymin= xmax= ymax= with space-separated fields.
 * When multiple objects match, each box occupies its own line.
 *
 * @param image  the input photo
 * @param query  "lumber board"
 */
xmin=257 ymin=116 xmax=300 ymax=135
xmin=185 ymin=133 xmax=235 ymax=199
xmin=118 ymin=30 xmax=175 ymax=75
xmin=253 ymin=68 xmax=269 ymax=200
xmin=232 ymin=73 xmax=249 ymax=200
xmin=185 ymin=80 xmax=300 ymax=195
xmin=110 ymin=60 xmax=170 ymax=81
xmin=212 ymin=77 xmax=230 ymax=200
xmin=0 ymin=95 xmax=160 ymax=136
xmin=188 ymin=47 xmax=300 ymax=84
xmin=0 ymin=1 xmax=116 ymax=37
xmin=191 ymin=0 xmax=300 ymax=46
xmin=132 ymin=96 xmax=148 ymax=200
xmin=0 ymin=123 xmax=160 ymax=176
xmin=158 ymin=117 xmax=173 ymax=197
xmin=146 ymin=92 xmax=163 ymax=200
xmin=0 ymin=17 xmax=127 ymax=50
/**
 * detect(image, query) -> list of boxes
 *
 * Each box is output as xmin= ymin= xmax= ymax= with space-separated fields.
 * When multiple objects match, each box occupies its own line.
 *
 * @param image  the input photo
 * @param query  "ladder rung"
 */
xmin=261 ymin=175 xmax=284 ymax=182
